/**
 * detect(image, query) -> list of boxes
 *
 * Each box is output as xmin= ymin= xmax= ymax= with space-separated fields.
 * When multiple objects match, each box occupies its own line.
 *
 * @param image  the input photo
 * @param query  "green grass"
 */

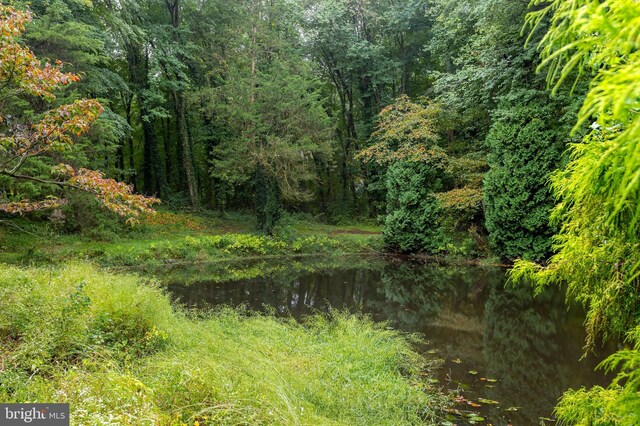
xmin=0 ymin=263 xmax=446 ymax=425
xmin=0 ymin=211 xmax=383 ymax=267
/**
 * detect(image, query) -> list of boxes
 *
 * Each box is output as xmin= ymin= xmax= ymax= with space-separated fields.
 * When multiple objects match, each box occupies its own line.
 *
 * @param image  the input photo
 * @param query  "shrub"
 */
xmin=383 ymin=161 xmax=449 ymax=253
xmin=53 ymin=192 xmax=125 ymax=241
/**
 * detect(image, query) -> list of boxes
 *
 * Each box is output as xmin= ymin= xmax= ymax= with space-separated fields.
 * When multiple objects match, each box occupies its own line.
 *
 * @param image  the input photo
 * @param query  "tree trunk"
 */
xmin=122 ymin=94 xmax=137 ymax=191
xmin=255 ymin=164 xmax=281 ymax=235
xmin=141 ymin=105 xmax=166 ymax=196
xmin=174 ymin=91 xmax=199 ymax=205
xmin=166 ymin=0 xmax=199 ymax=206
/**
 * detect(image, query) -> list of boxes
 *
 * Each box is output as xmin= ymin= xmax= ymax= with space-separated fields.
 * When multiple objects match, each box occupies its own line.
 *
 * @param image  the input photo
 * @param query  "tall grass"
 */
xmin=0 ymin=263 xmax=445 ymax=425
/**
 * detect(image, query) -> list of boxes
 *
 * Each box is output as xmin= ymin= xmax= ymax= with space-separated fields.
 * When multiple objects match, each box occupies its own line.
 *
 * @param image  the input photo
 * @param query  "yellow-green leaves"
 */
xmin=517 ymin=0 xmax=640 ymax=338
xmin=516 ymin=3 xmax=640 ymax=424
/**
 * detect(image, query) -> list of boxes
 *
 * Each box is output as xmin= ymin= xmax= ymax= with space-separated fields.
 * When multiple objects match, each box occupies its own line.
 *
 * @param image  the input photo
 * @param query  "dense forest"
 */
xmin=1 ymin=0 xmax=578 ymax=252
xmin=1 ymin=0 xmax=639 ymax=424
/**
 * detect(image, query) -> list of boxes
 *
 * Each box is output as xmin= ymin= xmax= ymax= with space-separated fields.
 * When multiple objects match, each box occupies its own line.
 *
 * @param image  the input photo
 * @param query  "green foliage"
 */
xmin=111 ymin=233 xmax=378 ymax=266
xmin=0 ymin=210 xmax=384 ymax=266
xmin=511 ymin=0 xmax=640 ymax=423
xmin=429 ymin=0 xmax=539 ymax=140
xmin=0 ymin=264 xmax=172 ymax=375
xmin=514 ymin=0 xmax=640 ymax=345
xmin=204 ymin=9 xmax=332 ymax=226
xmin=383 ymin=161 xmax=448 ymax=253
xmin=359 ymin=95 xmax=443 ymax=163
xmin=484 ymin=90 xmax=578 ymax=260
xmin=0 ymin=263 xmax=447 ymax=424
xmin=552 ymin=334 xmax=640 ymax=425
xmin=52 ymin=192 xmax=125 ymax=240
xmin=362 ymin=95 xmax=487 ymax=255
xmin=361 ymin=96 xmax=449 ymax=253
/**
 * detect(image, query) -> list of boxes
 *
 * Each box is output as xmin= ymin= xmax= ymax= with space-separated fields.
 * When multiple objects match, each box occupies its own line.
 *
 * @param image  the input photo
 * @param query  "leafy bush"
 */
xmin=513 ymin=2 xmax=640 ymax=423
xmin=383 ymin=160 xmax=449 ymax=253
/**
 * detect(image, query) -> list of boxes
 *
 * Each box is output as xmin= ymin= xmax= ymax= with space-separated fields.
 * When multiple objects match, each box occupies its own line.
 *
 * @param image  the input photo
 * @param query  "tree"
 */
xmin=359 ymin=96 xmax=449 ymax=252
xmin=304 ymin=0 xmax=426 ymax=214
xmin=484 ymin=89 xmax=579 ymax=261
xmin=21 ymin=0 xmax=131 ymax=185
xmin=512 ymin=1 xmax=640 ymax=423
xmin=360 ymin=95 xmax=487 ymax=254
xmin=0 ymin=4 xmax=157 ymax=223
xmin=205 ymin=0 xmax=332 ymax=233
xmin=163 ymin=0 xmax=199 ymax=206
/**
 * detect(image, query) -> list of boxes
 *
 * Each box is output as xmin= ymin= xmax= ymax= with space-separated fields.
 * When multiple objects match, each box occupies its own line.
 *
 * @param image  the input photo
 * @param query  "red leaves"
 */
xmin=0 ymin=198 xmax=64 ymax=214
xmin=0 ymin=4 xmax=158 ymax=223
xmin=63 ymin=167 xmax=160 ymax=224
xmin=0 ymin=5 xmax=79 ymax=100
xmin=32 ymin=100 xmax=104 ymax=149
xmin=1 ymin=166 xmax=160 ymax=222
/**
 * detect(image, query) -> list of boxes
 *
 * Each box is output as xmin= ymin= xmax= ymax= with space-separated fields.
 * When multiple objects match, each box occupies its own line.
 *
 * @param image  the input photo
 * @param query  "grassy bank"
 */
xmin=0 ymin=263 xmax=446 ymax=425
xmin=0 ymin=211 xmax=383 ymax=267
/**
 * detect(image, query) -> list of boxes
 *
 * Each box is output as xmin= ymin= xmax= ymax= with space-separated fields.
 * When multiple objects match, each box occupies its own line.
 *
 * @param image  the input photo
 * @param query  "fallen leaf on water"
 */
xmin=478 ymin=398 xmax=499 ymax=404
xmin=468 ymin=370 xmax=478 ymax=375
xmin=485 ymin=385 xmax=495 ymax=389
xmin=467 ymin=402 xmax=481 ymax=408
xmin=505 ymin=407 xmax=521 ymax=412
xmin=452 ymin=358 xmax=462 ymax=364
xmin=485 ymin=378 xmax=498 ymax=383
xmin=426 ymin=349 xmax=438 ymax=354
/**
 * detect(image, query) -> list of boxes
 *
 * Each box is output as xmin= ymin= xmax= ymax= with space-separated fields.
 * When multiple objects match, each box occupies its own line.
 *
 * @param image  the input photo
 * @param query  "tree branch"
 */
xmin=0 ymin=170 xmax=73 ymax=188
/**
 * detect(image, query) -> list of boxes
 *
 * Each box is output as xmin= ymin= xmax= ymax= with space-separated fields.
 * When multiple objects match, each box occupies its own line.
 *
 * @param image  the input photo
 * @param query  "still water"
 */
xmin=157 ymin=256 xmax=614 ymax=425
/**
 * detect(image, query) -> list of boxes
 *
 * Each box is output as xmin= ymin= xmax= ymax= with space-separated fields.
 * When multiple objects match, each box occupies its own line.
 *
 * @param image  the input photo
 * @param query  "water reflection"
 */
xmin=162 ymin=258 xmax=613 ymax=425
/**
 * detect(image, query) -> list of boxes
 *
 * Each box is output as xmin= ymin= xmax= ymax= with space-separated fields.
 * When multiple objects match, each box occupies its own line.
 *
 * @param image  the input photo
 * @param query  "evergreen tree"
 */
xmin=484 ymin=89 xmax=579 ymax=261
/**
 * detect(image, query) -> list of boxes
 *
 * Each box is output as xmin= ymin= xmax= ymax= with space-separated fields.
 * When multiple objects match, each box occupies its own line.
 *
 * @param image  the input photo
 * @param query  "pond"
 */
xmin=155 ymin=256 xmax=615 ymax=425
